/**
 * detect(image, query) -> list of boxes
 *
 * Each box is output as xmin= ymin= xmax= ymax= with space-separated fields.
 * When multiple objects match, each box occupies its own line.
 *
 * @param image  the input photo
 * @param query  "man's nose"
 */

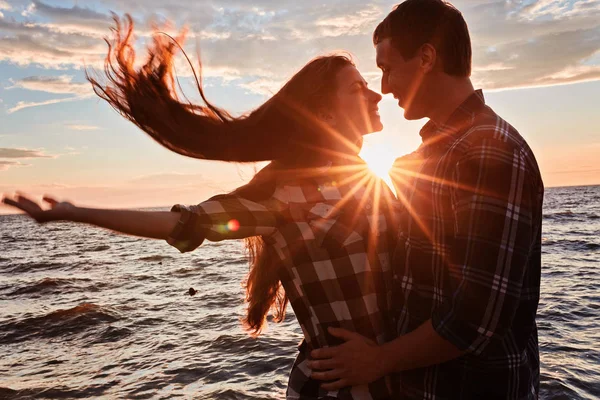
xmin=381 ymin=76 xmax=390 ymax=95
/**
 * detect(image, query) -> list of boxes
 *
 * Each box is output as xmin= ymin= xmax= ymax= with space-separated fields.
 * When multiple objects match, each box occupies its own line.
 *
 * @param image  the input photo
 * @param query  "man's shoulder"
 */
xmin=454 ymin=106 xmax=543 ymax=184
xmin=391 ymin=149 xmax=425 ymax=175
xmin=461 ymin=106 xmax=526 ymax=151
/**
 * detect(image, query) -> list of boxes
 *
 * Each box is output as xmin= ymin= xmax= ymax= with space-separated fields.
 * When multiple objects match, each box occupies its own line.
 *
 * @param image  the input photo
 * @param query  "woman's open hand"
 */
xmin=2 ymin=194 xmax=76 ymax=223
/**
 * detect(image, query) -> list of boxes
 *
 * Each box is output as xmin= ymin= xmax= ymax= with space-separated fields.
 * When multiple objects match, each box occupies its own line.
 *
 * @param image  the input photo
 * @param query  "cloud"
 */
xmin=7 ymin=95 xmax=91 ymax=113
xmin=0 ymin=161 xmax=30 ymax=171
xmin=0 ymin=1 xmax=11 ymax=11
xmin=8 ymin=75 xmax=92 ymax=95
xmin=314 ymin=4 xmax=381 ymax=38
xmin=0 ymin=160 xmax=17 ymax=169
xmin=0 ymin=24 xmax=100 ymax=69
xmin=34 ymin=183 xmax=72 ymax=189
xmin=127 ymin=172 xmax=213 ymax=187
xmin=511 ymin=0 xmax=600 ymax=21
xmin=0 ymin=2 xmax=127 ymax=69
xmin=547 ymin=167 xmax=600 ymax=175
xmin=25 ymin=1 xmax=113 ymax=36
xmin=238 ymin=76 xmax=284 ymax=96
xmin=471 ymin=26 xmax=600 ymax=89
xmin=65 ymin=124 xmax=100 ymax=131
xmin=0 ymin=147 xmax=53 ymax=158
xmin=5 ymin=74 xmax=95 ymax=114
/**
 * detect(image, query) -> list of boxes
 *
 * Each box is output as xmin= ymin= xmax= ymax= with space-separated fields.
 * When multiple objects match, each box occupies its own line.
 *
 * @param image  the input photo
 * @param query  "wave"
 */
xmin=543 ymin=210 xmax=600 ymax=221
xmin=0 ymin=235 xmax=31 ymax=243
xmin=85 ymin=245 xmax=111 ymax=252
xmin=8 ymin=277 xmax=93 ymax=296
xmin=192 ymin=260 xmax=211 ymax=267
xmin=0 ymin=303 xmax=120 ymax=344
xmin=543 ymin=210 xmax=577 ymax=220
xmin=92 ymin=325 xmax=133 ymax=344
xmin=0 ymin=383 xmax=117 ymax=399
xmin=3 ymin=261 xmax=73 ymax=274
xmin=194 ymin=388 xmax=278 ymax=400
xmin=542 ymin=239 xmax=599 ymax=251
xmin=138 ymin=255 xmax=175 ymax=262
xmin=172 ymin=267 xmax=196 ymax=275
xmin=6 ymin=277 xmax=114 ymax=296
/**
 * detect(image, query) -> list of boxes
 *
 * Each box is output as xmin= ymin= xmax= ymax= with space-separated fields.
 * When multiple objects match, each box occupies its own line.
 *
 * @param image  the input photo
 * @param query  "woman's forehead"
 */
xmin=335 ymin=65 xmax=365 ymax=86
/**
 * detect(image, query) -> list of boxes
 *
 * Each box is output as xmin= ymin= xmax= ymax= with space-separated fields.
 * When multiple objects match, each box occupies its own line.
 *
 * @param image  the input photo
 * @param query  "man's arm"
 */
xmin=308 ymin=319 xmax=464 ymax=390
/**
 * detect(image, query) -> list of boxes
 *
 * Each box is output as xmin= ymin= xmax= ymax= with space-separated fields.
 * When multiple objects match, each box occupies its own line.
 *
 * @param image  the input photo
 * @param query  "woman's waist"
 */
xmin=290 ymin=305 xmax=395 ymax=350
xmin=291 ymin=343 xmax=395 ymax=400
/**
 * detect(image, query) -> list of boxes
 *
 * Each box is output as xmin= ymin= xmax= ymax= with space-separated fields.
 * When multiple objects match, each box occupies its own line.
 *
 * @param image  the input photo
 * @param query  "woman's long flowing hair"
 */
xmin=87 ymin=14 xmax=355 ymax=163
xmin=87 ymin=15 xmax=355 ymax=334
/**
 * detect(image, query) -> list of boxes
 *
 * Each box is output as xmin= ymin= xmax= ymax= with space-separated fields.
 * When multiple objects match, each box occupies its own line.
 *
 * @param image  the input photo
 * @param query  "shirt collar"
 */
xmin=419 ymin=89 xmax=486 ymax=154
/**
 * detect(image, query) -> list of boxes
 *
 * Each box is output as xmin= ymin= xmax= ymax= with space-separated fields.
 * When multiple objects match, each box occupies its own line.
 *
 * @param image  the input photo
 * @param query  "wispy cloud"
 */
xmin=65 ymin=124 xmax=100 ymax=131
xmin=5 ymin=75 xmax=95 ymax=113
xmin=511 ymin=0 xmax=600 ymax=21
xmin=127 ymin=172 xmax=212 ymax=187
xmin=7 ymin=95 xmax=91 ymax=113
xmin=25 ymin=0 xmax=112 ymax=36
xmin=0 ymin=160 xmax=34 ymax=171
xmin=239 ymin=76 xmax=284 ymax=96
xmin=314 ymin=4 xmax=381 ymax=37
xmin=0 ymin=147 xmax=53 ymax=158
xmin=8 ymin=75 xmax=92 ymax=95
xmin=0 ymin=160 xmax=22 ymax=171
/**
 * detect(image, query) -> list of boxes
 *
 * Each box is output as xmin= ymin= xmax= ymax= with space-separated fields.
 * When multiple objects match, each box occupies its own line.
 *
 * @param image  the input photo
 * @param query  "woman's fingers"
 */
xmin=2 ymin=197 xmax=43 ymax=221
xmin=2 ymin=193 xmax=51 ymax=222
xmin=2 ymin=195 xmax=33 ymax=213
xmin=15 ymin=195 xmax=43 ymax=212
xmin=3 ymin=193 xmax=66 ymax=223
xmin=2 ymin=196 xmax=21 ymax=209
xmin=43 ymin=196 xmax=58 ymax=206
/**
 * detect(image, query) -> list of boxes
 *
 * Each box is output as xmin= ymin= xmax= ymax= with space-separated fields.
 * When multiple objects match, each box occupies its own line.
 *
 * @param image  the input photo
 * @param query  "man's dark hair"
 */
xmin=373 ymin=0 xmax=472 ymax=77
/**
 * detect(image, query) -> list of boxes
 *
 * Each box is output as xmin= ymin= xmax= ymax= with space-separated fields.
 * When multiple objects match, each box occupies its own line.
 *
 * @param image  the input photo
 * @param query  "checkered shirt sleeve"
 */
xmin=167 ymin=192 xmax=287 ymax=253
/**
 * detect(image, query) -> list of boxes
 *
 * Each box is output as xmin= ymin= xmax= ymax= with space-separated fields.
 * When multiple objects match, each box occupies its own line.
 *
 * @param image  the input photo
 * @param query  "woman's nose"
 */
xmin=369 ymin=89 xmax=383 ymax=103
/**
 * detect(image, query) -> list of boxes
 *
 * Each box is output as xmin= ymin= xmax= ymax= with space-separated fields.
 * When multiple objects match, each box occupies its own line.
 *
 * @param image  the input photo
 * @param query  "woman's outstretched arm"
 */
xmin=2 ymin=194 xmax=179 ymax=240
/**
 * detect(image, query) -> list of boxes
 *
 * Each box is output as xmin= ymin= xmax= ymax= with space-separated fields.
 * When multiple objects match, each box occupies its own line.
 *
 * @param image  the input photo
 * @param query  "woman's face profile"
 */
xmin=328 ymin=65 xmax=383 ymax=142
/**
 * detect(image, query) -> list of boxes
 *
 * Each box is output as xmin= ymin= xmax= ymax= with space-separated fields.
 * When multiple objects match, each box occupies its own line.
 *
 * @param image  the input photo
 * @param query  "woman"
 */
xmin=3 ymin=16 xmax=398 ymax=399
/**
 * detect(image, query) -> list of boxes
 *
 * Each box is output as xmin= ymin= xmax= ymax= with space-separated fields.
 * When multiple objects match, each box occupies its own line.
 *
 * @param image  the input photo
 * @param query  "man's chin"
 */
xmin=363 ymin=119 xmax=384 ymax=135
xmin=403 ymin=108 xmax=424 ymax=121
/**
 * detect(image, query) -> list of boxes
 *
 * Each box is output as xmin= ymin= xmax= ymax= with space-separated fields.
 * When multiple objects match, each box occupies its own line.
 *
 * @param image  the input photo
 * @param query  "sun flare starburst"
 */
xmin=359 ymin=143 xmax=397 ymax=191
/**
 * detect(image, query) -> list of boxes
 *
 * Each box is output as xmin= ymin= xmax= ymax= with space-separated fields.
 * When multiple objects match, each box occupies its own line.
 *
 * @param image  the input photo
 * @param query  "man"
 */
xmin=308 ymin=0 xmax=544 ymax=398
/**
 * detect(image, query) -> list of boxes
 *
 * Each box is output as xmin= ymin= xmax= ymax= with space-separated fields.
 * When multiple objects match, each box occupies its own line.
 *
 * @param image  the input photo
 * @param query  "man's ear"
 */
xmin=419 ymin=43 xmax=437 ymax=73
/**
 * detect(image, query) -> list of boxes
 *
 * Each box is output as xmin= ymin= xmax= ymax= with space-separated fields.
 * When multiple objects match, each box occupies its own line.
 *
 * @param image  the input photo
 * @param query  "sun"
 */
xmin=359 ymin=143 xmax=397 ymax=191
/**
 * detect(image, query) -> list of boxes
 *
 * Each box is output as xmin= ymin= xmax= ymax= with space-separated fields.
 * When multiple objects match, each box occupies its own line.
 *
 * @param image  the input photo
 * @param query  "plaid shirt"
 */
xmin=167 ymin=160 xmax=398 ymax=400
xmin=389 ymin=90 xmax=543 ymax=399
